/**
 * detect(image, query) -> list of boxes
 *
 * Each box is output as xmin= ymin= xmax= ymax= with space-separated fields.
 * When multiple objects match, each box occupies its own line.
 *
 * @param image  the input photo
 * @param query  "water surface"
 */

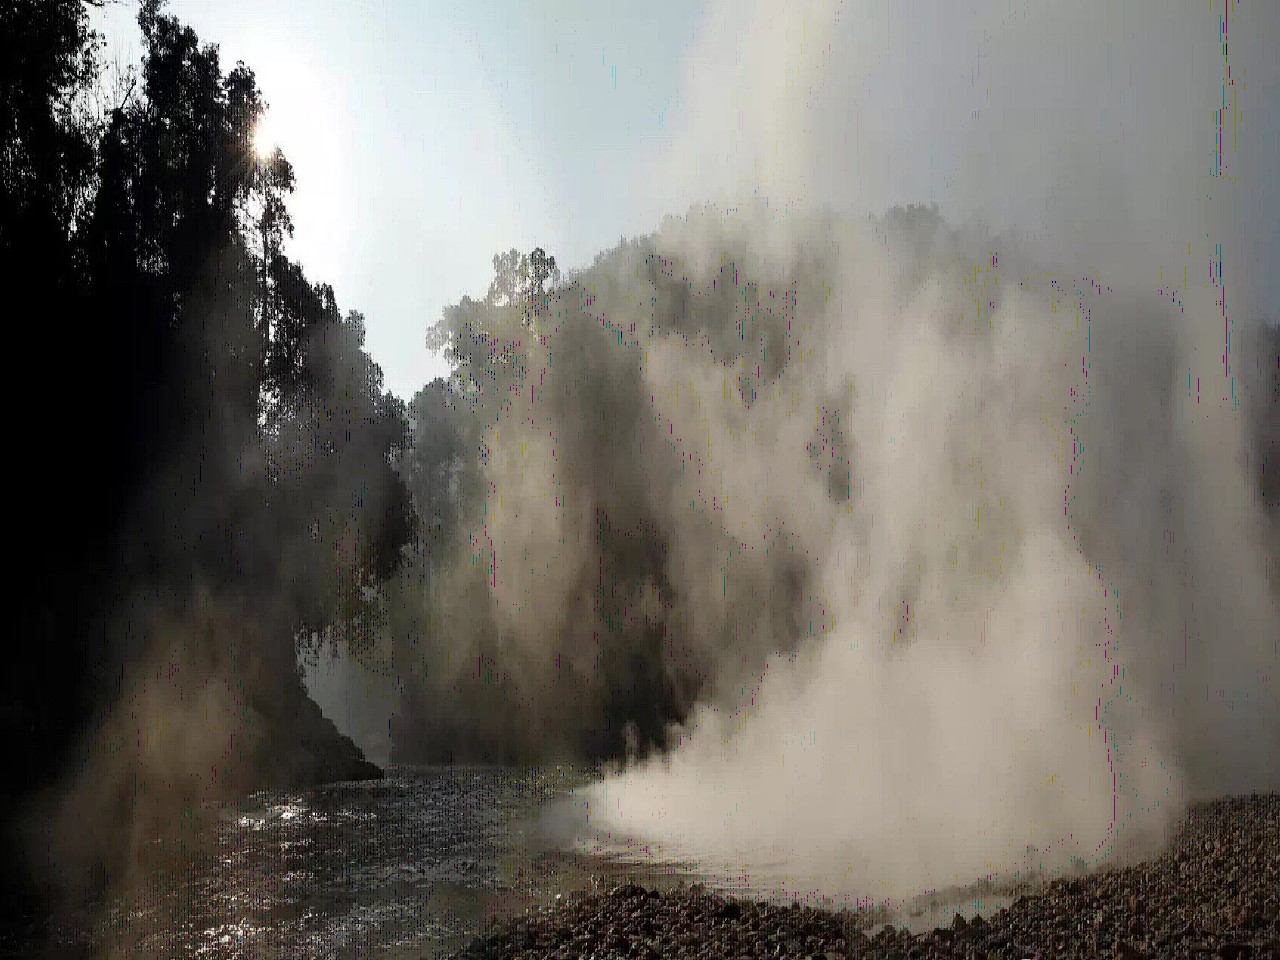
xmin=20 ymin=764 xmax=1017 ymax=958
xmin=30 ymin=765 xmax=701 ymax=959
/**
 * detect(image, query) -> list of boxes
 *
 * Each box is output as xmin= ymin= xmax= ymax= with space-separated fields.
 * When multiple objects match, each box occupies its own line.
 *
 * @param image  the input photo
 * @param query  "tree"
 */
xmin=0 ymin=0 xmax=102 ymax=920
xmin=1 ymin=1 xmax=415 ymax=929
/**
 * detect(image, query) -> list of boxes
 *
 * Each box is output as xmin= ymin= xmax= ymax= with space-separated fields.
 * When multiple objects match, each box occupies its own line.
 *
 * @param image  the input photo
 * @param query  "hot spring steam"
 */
xmin=568 ymin=204 xmax=1278 ymax=901
xmin=450 ymin=0 xmax=1279 ymax=905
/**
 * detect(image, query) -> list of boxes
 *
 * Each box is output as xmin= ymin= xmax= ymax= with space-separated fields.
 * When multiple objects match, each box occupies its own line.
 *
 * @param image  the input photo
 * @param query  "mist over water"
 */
xmin=572 ymin=206 xmax=1278 ymax=902
xmin=422 ymin=0 xmax=1280 ymax=905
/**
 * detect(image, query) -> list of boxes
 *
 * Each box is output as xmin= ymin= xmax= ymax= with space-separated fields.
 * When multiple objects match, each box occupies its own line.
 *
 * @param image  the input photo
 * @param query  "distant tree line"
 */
xmin=386 ymin=202 xmax=1280 ymax=768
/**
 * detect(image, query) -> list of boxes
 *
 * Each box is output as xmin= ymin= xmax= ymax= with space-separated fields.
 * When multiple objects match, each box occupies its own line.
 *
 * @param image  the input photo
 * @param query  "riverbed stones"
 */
xmin=449 ymin=792 xmax=1280 ymax=960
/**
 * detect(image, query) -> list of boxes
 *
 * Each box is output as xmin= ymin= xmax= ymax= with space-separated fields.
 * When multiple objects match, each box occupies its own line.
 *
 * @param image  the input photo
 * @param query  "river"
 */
xmin=14 ymin=765 xmax=1011 ymax=959
xmin=18 ymin=766 xmax=691 ymax=959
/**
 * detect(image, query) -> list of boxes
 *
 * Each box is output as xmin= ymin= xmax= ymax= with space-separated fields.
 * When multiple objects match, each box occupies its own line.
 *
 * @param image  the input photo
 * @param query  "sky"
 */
xmin=93 ymin=0 xmax=703 ymax=400
xmin=92 ymin=0 xmax=1278 ymax=401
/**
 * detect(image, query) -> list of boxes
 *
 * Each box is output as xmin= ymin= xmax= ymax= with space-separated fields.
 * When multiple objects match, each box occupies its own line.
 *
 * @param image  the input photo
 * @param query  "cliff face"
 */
xmin=272 ymin=674 xmax=385 ymax=789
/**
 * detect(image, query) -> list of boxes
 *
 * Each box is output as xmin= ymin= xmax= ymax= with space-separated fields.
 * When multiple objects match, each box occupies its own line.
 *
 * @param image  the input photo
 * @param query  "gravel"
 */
xmin=448 ymin=792 xmax=1280 ymax=960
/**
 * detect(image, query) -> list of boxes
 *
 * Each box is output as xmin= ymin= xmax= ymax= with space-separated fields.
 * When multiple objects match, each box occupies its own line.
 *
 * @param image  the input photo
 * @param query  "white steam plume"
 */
xmin=574 ymin=0 xmax=1279 ymax=903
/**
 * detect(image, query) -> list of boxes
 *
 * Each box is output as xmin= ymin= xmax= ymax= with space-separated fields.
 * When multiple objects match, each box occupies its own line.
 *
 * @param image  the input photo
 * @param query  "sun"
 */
xmin=251 ymin=112 xmax=278 ymax=161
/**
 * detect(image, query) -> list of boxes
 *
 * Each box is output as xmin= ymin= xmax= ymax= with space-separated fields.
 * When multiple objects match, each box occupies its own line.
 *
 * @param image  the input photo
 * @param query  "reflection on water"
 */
xmin=24 ymin=766 xmax=701 ymax=960
xmin=19 ymin=765 xmax=1017 ymax=958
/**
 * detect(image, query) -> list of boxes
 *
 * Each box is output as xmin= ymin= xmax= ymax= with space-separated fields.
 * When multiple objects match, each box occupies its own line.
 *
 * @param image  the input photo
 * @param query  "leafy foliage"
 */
xmin=1 ymin=0 xmax=414 ymax=917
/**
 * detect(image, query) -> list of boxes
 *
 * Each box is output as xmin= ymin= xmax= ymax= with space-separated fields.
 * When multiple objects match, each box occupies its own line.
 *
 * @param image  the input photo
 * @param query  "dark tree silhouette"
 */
xmin=1 ymin=0 xmax=415 ymax=928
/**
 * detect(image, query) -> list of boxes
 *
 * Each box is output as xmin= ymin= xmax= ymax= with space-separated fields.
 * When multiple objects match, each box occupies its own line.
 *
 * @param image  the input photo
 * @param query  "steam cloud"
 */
xmin=575 ymin=204 xmax=1278 ymax=900
xmin=576 ymin=0 xmax=1280 ymax=900
xmin=407 ymin=0 xmax=1279 ymax=904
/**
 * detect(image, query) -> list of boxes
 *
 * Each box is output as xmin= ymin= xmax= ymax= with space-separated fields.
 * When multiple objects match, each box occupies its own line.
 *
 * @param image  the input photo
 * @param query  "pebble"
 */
xmin=449 ymin=793 xmax=1280 ymax=960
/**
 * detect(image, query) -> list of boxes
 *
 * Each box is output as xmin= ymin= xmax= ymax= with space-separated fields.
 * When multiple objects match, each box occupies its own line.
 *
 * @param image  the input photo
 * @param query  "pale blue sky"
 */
xmin=93 ymin=1 xmax=1278 ymax=400
xmin=95 ymin=0 xmax=703 ymax=399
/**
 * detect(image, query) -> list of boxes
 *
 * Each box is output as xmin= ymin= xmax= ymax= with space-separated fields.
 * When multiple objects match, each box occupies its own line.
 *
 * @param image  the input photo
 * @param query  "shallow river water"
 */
xmin=23 ymin=765 xmax=1010 ymax=959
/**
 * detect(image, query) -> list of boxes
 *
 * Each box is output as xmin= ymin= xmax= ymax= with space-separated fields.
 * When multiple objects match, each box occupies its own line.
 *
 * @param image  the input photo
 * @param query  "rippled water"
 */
xmin=15 ymin=765 xmax=1015 ymax=959
xmin=23 ymin=766 xmax=705 ymax=959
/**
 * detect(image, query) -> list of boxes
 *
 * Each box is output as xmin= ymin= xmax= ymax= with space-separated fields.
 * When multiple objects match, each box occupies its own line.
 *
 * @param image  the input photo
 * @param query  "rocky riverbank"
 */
xmin=453 ymin=792 xmax=1280 ymax=960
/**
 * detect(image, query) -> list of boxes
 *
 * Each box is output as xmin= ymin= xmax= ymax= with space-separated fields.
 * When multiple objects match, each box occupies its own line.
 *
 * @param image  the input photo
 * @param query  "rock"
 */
xmin=456 ymin=934 xmax=496 ymax=958
xmin=345 ymin=756 xmax=384 ymax=781
xmin=719 ymin=901 xmax=743 ymax=920
xmin=442 ymin=793 xmax=1280 ymax=960
xmin=1114 ymin=941 xmax=1149 ymax=960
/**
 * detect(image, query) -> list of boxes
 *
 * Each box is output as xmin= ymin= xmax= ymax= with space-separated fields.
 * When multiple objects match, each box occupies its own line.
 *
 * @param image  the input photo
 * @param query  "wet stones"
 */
xmin=1114 ymin=940 xmax=1149 ymax=960
xmin=450 ymin=792 xmax=1280 ymax=960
